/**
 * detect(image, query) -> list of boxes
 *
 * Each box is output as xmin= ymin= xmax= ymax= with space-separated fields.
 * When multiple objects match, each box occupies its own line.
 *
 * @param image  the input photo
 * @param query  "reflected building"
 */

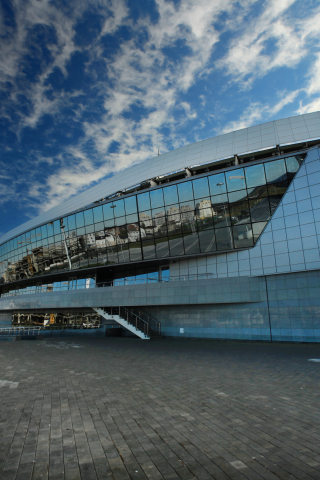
xmin=1 ymin=113 xmax=320 ymax=342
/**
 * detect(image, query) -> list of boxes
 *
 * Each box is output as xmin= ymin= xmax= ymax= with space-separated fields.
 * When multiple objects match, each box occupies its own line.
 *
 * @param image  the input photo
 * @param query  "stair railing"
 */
xmin=101 ymin=306 xmax=160 ymax=337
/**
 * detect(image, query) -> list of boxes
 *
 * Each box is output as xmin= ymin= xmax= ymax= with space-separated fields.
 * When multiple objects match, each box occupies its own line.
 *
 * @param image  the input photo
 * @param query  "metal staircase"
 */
xmin=93 ymin=307 xmax=161 ymax=340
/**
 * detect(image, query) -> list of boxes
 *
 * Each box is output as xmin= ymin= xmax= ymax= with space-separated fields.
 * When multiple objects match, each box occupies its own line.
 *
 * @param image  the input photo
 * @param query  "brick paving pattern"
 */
xmin=0 ymin=338 xmax=320 ymax=480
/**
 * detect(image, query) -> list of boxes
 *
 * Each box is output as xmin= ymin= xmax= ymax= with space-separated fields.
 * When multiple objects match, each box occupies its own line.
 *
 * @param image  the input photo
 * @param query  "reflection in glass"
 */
xmin=233 ymin=224 xmax=254 ymax=249
xmin=183 ymin=232 xmax=200 ymax=255
xmin=226 ymin=168 xmax=246 ymax=192
xmin=163 ymin=185 xmax=178 ymax=205
xmin=252 ymin=222 xmax=267 ymax=242
xmin=137 ymin=192 xmax=151 ymax=211
xmin=249 ymin=198 xmax=271 ymax=223
xmin=142 ymin=239 xmax=156 ymax=259
xmin=155 ymin=238 xmax=169 ymax=258
xmin=229 ymin=196 xmax=250 ymax=225
xmin=245 ymin=164 xmax=266 ymax=188
xmin=247 ymin=184 xmax=268 ymax=199
xmin=199 ymin=229 xmax=216 ymax=253
xmin=265 ymin=159 xmax=286 ymax=183
xmin=0 ymin=153 xmax=306 ymax=285
xmin=125 ymin=196 xmax=137 ymax=215
xmin=216 ymin=226 xmax=233 ymax=250
xmin=214 ymin=204 xmax=231 ymax=229
xmin=150 ymin=188 xmax=164 ymax=209
xmin=192 ymin=177 xmax=209 ymax=199
xmin=84 ymin=209 xmax=94 ymax=226
xmin=169 ymin=233 xmax=184 ymax=256
xmin=178 ymin=182 xmax=193 ymax=202
xmin=208 ymin=172 xmax=226 ymax=196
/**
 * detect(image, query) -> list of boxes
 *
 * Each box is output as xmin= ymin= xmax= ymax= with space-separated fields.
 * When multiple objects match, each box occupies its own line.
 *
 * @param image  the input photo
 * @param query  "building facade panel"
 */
xmin=1 ymin=114 xmax=320 ymax=342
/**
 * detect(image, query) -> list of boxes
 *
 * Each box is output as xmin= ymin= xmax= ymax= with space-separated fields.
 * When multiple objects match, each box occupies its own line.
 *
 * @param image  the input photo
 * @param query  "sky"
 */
xmin=1 ymin=0 xmax=320 ymax=238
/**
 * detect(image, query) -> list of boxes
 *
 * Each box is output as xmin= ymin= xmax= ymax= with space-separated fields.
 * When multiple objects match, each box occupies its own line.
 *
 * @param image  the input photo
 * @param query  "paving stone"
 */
xmin=0 ymin=338 xmax=320 ymax=480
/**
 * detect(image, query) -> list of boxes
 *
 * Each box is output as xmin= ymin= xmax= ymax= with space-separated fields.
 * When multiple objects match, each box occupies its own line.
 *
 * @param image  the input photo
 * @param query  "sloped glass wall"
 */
xmin=0 ymin=154 xmax=304 ymax=284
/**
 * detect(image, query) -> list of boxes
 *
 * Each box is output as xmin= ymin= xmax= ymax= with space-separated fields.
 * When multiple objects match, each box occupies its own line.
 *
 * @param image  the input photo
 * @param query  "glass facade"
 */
xmin=0 ymin=155 xmax=304 ymax=285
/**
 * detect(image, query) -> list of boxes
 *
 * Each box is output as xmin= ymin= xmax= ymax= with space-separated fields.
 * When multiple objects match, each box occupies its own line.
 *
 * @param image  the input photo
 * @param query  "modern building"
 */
xmin=1 ymin=112 xmax=320 ymax=341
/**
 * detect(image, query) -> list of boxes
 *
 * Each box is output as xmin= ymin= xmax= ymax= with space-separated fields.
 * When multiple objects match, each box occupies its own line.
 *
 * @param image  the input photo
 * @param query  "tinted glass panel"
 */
xmin=150 ymin=189 xmax=164 ymax=209
xmin=113 ymin=199 xmax=125 ymax=218
xmin=0 ymin=152 xmax=305 ymax=285
xmin=125 ymin=196 xmax=137 ymax=215
xmin=265 ymin=159 xmax=286 ymax=183
xmin=226 ymin=168 xmax=246 ymax=192
xmin=163 ymin=185 xmax=178 ymax=205
xmin=178 ymin=181 xmax=193 ymax=202
xmin=192 ymin=177 xmax=209 ymax=199
xmin=208 ymin=173 xmax=226 ymax=196
xmin=245 ymin=164 xmax=266 ymax=188
xmin=137 ymin=192 xmax=151 ymax=211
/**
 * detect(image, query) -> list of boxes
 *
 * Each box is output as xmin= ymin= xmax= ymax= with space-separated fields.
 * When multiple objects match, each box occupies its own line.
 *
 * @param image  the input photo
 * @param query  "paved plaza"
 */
xmin=0 ymin=338 xmax=320 ymax=480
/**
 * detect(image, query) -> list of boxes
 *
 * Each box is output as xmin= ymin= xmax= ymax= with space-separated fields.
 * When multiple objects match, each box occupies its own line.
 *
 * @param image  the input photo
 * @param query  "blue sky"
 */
xmin=1 ymin=0 xmax=320 ymax=238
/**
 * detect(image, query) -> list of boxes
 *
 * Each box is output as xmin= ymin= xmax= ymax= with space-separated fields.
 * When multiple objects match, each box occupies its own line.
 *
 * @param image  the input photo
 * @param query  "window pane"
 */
xmin=166 ymin=204 xmax=180 ymax=217
xmin=150 ymin=188 xmax=164 ymax=208
xmin=228 ymin=189 xmax=247 ymax=203
xmin=208 ymin=173 xmax=226 ymax=196
xmin=137 ymin=192 xmax=151 ymax=211
xmin=211 ymin=193 xmax=228 ymax=205
xmin=226 ymin=168 xmax=246 ymax=192
xmin=249 ymin=198 xmax=271 ymax=223
xmin=195 ymin=199 xmax=213 ymax=229
xmin=169 ymin=233 xmax=184 ymax=256
xmin=213 ymin=204 xmax=231 ymax=228
xmin=199 ymin=229 xmax=216 ymax=253
xmin=167 ymin=215 xmax=181 ymax=236
xmin=76 ymin=212 xmax=84 ymax=228
xmin=267 ymin=180 xmax=289 ymax=196
xmin=178 ymin=181 xmax=193 ymax=202
xmin=192 ymin=177 xmax=209 ymax=199
xmin=215 ymin=226 xmax=233 ymax=250
xmin=247 ymin=184 xmax=268 ymax=199
xmin=183 ymin=231 xmax=200 ymax=255
xmin=163 ymin=185 xmax=178 ymax=205
xmin=269 ymin=194 xmax=282 ymax=215
xmin=252 ymin=222 xmax=267 ymax=242
xmin=155 ymin=237 xmax=169 ymax=258
xmin=129 ymin=242 xmax=142 ymax=262
xmin=230 ymin=200 xmax=250 ymax=225
xmin=286 ymin=155 xmax=304 ymax=173
xmin=93 ymin=206 xmax=103 ymax=223
xmin=113 ymin=199 xmax=125 ymax=218
xmin=84 ymin=209 xmax=94 ymax=226
xmin=233 ymin=224 xmax=254 ymax=249
xmin=142 ymin=239 xmax=156 ymax=259
xmin=103 ymin=203 xmax=115 ymax=221
xmin=125 ymin=196 xmax=138 ymax=215
xmin=265 ymin=159 xmax=286 ymax=183
xmin=245 ymin=164 xmax=266 ymax=188
xmin=127 ymin=222 xmax=141 ymax=243
xmin=67 ymin=215 xmax=76 ymax=231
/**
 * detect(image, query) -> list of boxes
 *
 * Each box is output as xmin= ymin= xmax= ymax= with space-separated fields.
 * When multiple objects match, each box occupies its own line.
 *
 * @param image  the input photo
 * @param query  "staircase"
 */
xmin=93 ymin=307 xmax=161 ymax=340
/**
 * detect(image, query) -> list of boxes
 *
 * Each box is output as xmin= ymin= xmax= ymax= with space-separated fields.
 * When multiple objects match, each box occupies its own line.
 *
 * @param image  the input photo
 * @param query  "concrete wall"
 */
xmin=0 ymin=275 xmax=266 ymax=311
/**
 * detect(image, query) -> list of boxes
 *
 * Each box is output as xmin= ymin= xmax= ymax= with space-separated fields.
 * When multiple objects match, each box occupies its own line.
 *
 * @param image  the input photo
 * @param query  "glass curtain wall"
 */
xmin=0 ymin=155 xmax=304 ymax=284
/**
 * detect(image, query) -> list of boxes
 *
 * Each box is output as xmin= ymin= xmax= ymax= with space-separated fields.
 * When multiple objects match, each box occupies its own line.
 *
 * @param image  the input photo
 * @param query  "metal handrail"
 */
xmin=1 ymin=273 xmax=216 ymax=298
xmin=102 ymin=306 xmax=161 ymax=337
xmin=137 ymin=309 xmax=161 ymax=336
xmin=0 ymin=326 xmax=41 ymax=336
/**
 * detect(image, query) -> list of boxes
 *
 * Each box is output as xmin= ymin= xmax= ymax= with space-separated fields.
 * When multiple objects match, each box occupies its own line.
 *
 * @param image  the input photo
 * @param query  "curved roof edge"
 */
xmin=2 ymin=111 xmax=320 ymax=244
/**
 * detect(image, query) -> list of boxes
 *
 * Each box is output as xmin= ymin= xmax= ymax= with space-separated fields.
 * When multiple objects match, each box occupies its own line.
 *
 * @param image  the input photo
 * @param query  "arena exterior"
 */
xmin=1 ymin=112 xmax=320 ymax=341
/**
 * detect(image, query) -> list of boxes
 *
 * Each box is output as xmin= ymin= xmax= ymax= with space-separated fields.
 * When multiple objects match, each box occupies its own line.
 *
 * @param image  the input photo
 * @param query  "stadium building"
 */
xmin=1 ymin=112 xmax=320 ymax=341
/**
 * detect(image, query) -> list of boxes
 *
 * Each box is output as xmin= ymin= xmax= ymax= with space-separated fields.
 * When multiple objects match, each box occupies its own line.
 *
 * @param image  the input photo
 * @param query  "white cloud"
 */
xmin=218 ymin=0 xmax=320 ymax=88
xmin=220 ymin=89 xmax=301 ymax=133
